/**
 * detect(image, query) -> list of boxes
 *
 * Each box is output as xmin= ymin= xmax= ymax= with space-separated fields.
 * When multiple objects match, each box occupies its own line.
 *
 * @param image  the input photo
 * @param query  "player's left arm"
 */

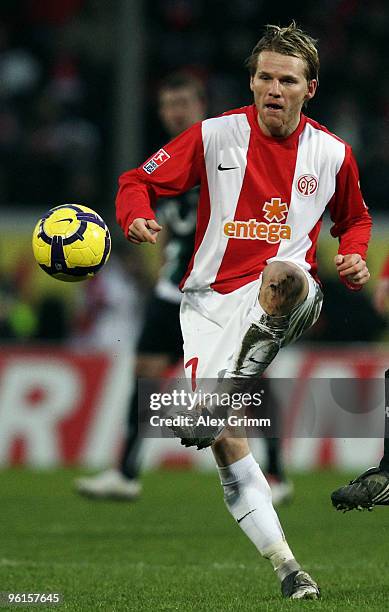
xmin=328 ymin=146 xmax=372 ymax=291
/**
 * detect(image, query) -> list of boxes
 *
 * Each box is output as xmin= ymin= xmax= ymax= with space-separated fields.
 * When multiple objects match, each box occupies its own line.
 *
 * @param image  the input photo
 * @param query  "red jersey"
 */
xmin=116 ymin=105 xmax=372 ymax=294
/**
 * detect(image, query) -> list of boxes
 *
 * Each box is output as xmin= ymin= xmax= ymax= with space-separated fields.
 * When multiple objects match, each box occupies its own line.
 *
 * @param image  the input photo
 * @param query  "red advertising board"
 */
xmin=0 ymin=346 xmax=387 ymax=468
xmin=0 ymin=348 xmax=131 ymax=466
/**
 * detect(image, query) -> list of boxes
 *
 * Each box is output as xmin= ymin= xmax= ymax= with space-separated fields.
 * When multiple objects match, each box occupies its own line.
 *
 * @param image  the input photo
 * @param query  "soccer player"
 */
xmin=116 ymin=23 xmax=371 ymax=599
xmin=331 ymin=255 xmax=389 ymax=512
xmin=76 ymin=72 xmax=292 ymax=504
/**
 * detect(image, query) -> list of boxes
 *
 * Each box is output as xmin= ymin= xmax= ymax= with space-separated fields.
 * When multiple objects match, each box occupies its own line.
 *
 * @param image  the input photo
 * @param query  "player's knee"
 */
xmin=259 ymin=261 xmax=308 ymax=316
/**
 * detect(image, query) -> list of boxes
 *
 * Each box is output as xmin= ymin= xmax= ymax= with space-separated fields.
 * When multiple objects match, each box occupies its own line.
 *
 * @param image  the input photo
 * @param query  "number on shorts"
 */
xmin=185 ymin=357 xmax=198 ymax=391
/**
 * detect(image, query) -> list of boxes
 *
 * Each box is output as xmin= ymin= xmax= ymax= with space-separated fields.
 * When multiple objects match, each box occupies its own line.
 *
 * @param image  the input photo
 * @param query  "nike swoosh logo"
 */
xmin=55 ymin=218 xmax=73 ymax=224
xmin=237 ymin=509 xmax=256 ymax=523
xmin=218 ymin=163 xmax=239 ymax=171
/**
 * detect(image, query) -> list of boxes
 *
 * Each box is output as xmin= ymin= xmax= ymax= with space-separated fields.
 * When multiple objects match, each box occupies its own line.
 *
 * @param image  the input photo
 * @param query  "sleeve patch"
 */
xmin=143 ymin=148 xmax=171 ymax=174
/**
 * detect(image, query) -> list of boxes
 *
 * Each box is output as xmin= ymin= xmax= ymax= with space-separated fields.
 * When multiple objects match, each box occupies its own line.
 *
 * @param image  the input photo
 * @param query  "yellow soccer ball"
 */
xmin=32 ymin=204 xmax=111 ymax=282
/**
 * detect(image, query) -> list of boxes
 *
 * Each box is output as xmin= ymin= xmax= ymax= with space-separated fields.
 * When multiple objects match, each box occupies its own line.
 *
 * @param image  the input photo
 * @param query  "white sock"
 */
xmin=217 ymin=453 xmax=300 ymax=580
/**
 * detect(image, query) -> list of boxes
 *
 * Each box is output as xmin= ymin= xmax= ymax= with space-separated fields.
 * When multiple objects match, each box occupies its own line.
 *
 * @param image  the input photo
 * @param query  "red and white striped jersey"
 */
xmin=116 ymin=104 xmax=371 ymax=294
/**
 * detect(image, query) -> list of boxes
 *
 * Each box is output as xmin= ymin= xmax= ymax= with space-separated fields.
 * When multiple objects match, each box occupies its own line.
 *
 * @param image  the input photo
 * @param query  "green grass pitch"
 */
xmin=0 ymin=468 xmax=388 ymax=611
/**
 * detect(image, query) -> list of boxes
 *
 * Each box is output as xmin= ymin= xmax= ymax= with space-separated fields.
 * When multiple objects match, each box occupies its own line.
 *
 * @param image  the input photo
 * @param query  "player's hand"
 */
xmin=334 ymin=253 xmax=370 ymax=286
xmin=128 ymin=218 xmax=162 ymax=244
xmin=373 ymin=278 xmax=389 ymax=313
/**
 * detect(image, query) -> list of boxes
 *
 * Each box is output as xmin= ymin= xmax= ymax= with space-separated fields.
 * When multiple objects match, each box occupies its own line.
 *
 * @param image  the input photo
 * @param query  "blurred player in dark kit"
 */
xmin=75 ymin=73 xmax=205 ymax=499
xmin=331 ymin=254 xmax=389 ymax=512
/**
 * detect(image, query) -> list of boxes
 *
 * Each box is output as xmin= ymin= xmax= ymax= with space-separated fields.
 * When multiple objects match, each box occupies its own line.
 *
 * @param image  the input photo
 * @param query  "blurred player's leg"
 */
xmin=331 ymin=368 xmax=389 ymax=511
xmin=265 ymin=438 xmax=294 ymax=505
xmin=73 ymin=388 xmax=142 ymax=500
xmin=75 ymin=294 xmax=182 ymax=500
xmin=379 ymin=437 xmax=389 ymax=471
xmin=74 ymin=353 xmax=169 ymax=500
xmin=380 ymin=369 xmax=389 ymax=471
xmin=257 ymin=379 xmax=294 ymax=505
xmin=118 ymin=384 xmax=143 ymax=480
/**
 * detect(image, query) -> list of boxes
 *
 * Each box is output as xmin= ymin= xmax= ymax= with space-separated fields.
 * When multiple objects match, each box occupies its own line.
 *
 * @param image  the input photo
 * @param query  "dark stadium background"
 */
xmin=1 ymin=1 xmax=389 ymax=213
xmin=0 ymin=3 xmax=388 ymax=609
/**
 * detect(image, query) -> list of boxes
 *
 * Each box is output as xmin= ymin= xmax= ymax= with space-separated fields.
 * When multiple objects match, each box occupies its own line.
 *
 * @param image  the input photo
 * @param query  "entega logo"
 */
xmin=223 ymin=197 xmax=291 ymax=244
xmin=224 ymin=219 xmax=291 ymax=243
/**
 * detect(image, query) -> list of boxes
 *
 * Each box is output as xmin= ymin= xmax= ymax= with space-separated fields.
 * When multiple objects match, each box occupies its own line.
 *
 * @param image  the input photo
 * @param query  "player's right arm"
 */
xmin=128 ymin=218 xmax=162 ymax=245
xmin=115 ymin=122 xmax=204 ymax=244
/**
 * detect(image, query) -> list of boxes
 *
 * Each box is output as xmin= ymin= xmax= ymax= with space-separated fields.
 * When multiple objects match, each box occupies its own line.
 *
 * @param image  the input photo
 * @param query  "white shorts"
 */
xmin=180 ymin=268 xmax=323 ymax=381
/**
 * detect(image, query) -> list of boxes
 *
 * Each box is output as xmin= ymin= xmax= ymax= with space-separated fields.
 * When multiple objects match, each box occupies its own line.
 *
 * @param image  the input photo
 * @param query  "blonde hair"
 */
xmin=246 ymin=21 xmax=319 ymax=83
